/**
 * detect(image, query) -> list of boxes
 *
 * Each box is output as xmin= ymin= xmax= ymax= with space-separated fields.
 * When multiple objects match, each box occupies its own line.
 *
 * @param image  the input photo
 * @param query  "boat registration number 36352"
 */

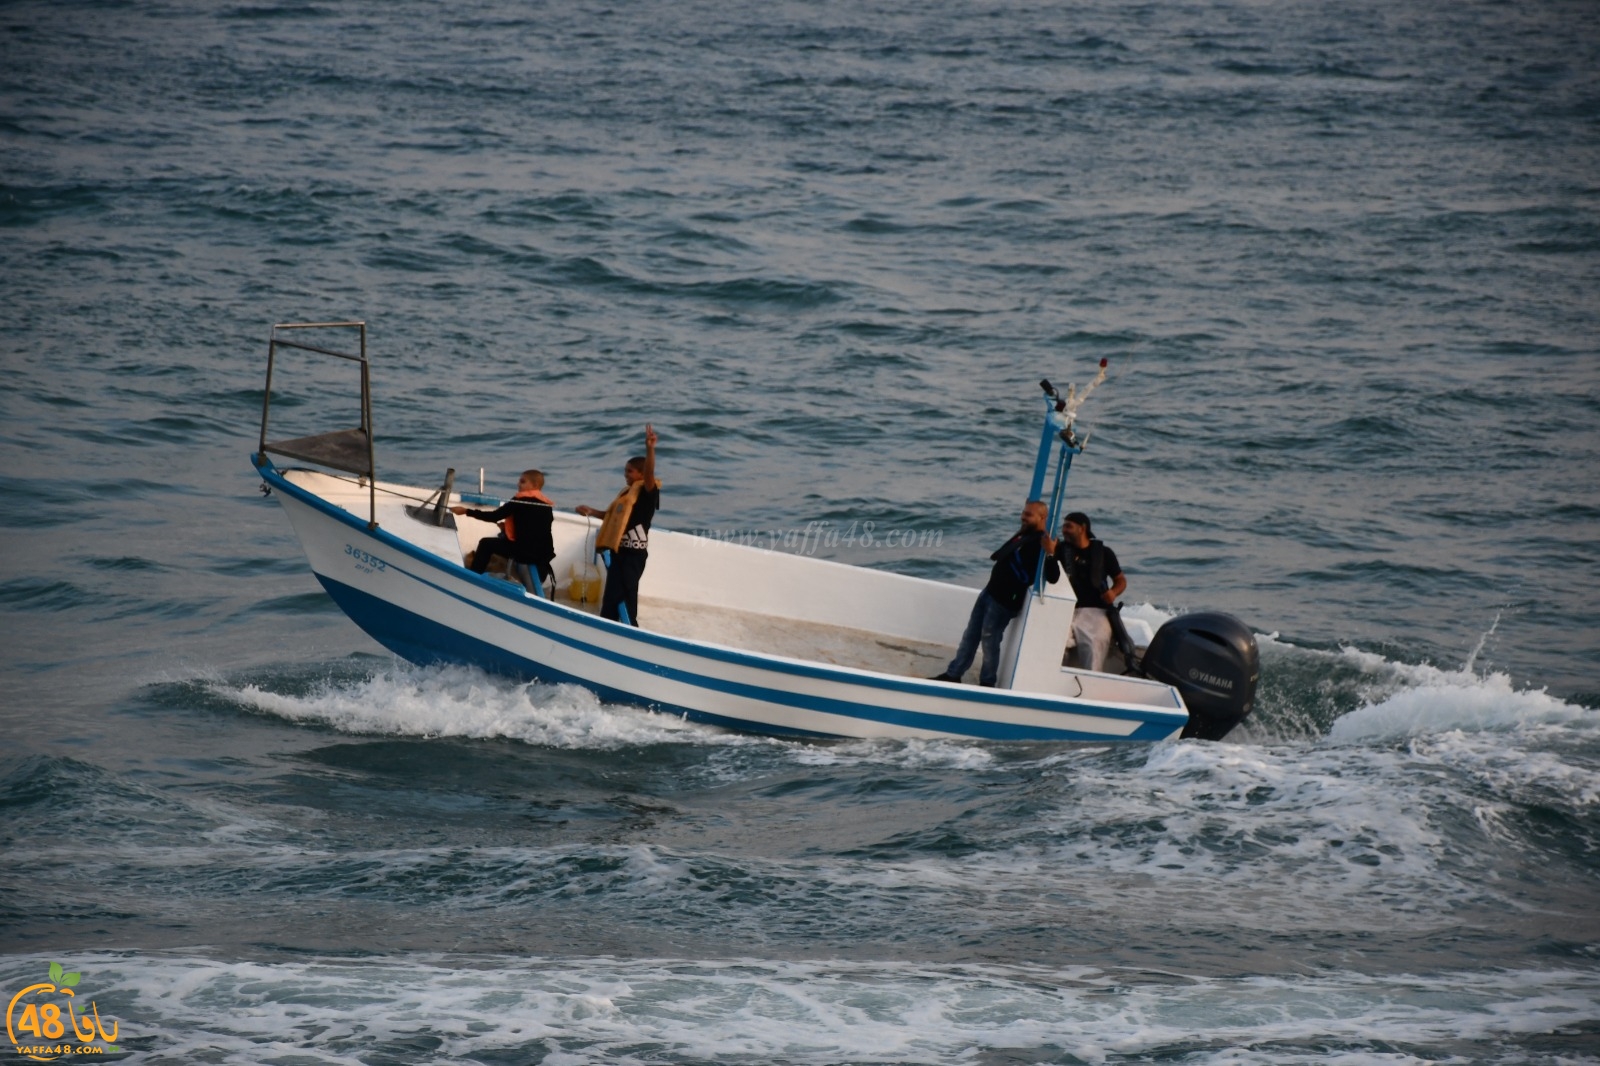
xmin=345 ymin=544 xmax=389 ymax=574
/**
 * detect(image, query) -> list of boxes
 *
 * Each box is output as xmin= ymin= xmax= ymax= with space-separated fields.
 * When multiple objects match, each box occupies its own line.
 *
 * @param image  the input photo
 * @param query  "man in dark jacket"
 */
xmin=932 ymin=499 xmax=1060 ymax=686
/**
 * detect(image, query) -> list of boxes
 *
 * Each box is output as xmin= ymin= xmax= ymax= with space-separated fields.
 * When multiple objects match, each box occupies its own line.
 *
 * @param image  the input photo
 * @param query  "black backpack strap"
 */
xmin=1086 ymin=539 xmax=1107 ymax=595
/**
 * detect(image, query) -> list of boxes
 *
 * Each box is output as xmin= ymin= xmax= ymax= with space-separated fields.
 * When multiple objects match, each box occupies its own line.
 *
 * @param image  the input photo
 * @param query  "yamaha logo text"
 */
xmin=1188 ymin=668 xmax=1234 ymax=690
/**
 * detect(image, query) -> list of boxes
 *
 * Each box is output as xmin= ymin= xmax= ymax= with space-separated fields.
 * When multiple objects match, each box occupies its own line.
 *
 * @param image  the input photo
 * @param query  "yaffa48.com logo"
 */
xmin=6 ymin=962 xmax=121 ymax=1061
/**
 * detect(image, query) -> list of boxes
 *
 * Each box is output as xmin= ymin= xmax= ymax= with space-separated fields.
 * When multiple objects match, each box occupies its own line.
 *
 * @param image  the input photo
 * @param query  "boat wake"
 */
xmin=1321 ymin=647 xmax=1592 ymax=743
xmin=1219 ymin=616 xmax=1592 ymax=742
xmin=204 ymin=614 xmax=1594 ymax=755
xmin=215 ymin=664 xmax=733 ymax=750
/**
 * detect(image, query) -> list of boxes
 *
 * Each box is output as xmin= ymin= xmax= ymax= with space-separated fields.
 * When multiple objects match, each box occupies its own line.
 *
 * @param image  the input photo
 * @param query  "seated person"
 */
xmin=450 ymin=470 xmax=556 ymax=592
xmin=1055 ymin=511 xmax=1127 ymax=671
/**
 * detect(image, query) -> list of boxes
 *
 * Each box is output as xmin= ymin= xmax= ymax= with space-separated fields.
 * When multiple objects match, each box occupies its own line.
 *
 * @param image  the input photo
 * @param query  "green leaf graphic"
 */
xmin=63 ymin=972 xmax=81 ymax=986
xmin=48 ymin=962 xmax=63 ymax=983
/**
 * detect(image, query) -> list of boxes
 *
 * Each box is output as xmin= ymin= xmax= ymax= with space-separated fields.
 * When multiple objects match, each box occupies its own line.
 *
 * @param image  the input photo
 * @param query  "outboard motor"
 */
xmin=1139 ymin=612 xmax=1259 ymax=741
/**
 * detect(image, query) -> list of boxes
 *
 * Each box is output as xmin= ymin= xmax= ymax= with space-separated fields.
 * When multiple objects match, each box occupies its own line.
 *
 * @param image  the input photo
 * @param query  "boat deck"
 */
xmin=520 ymin=575 xmax=955 ymax=678
xmin=640 ymin=597 xmax=957 ymax=679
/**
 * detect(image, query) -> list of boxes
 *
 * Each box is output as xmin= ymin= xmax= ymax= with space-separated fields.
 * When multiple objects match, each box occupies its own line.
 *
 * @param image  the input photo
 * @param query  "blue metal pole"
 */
xmin=1035 ymin=441 xmax=1079 ymax=592
xmin=1028 ymin=399 xmax=1062 ymax=502
xmin=1048 ymin=444 xmax=1076 ymax=528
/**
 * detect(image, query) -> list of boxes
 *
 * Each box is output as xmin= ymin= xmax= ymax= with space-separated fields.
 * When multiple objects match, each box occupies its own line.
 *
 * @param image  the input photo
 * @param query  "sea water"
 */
xmin=2 ymin=0 xmax=1598 ymax=1062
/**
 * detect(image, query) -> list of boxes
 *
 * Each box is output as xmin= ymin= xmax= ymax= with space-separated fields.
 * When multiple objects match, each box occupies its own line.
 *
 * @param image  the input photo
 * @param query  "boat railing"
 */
xmin=255 ymin=321 xmax=377 ymax=529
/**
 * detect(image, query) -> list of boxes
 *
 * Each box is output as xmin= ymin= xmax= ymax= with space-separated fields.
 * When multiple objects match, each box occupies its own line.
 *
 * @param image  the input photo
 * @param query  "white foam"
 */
xmin=1325 ymin=649 xmax=1595 ymax=743
xmin=216 ymin=664 xmax=737 ymax=749
xmin=1245 ymin=630 xmax=1595 ymax=744
xmin=995 ymin=740 xmax=1477 ymax=930
xmin=787 ymin=736 xmax=998 ymax=770
xmin=1120 ymin=600 xmax=1176 ymax=632
xmin=4 ymin=952 xmax=1593 ymax=1066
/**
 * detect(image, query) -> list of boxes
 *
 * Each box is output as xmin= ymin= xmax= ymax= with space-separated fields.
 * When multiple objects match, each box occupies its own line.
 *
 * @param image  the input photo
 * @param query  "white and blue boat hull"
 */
xmin=262 ymin=461 xmax=1192 ymax=743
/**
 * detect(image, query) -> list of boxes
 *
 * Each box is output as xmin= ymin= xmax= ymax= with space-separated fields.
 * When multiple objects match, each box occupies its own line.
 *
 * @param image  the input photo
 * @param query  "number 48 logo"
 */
xmin=5 ymin=962 xmax=122 ymax=1060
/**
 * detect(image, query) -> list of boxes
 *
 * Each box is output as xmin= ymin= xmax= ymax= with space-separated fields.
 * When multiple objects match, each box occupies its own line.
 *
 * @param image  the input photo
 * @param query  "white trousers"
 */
xmin=1068 ymin=607 xmax=1113 ymax=672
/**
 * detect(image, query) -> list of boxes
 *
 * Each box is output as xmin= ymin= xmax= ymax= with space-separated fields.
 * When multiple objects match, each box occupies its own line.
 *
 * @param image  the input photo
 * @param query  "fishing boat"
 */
xmin=254 ymin=322 xmax=1258 ymax=743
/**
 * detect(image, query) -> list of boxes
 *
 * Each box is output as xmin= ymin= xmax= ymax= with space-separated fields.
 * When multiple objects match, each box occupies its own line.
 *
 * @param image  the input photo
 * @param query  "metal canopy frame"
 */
xmin=256 ymin=321 xmax=378 ymax=529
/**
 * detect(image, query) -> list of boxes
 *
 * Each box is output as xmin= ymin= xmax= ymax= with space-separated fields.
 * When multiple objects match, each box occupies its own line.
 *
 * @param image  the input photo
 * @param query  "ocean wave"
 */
xmin=0 ymin=576 xmax=92 ymax=612
xmin=109 ymin=644 xmax=1592 ymax=932
xmin=1323 ymin=648 xmax=1595 ymax=743
xmin=3 ymin=951 xmax=1592 ymax=1066
xmin=1242 ymin=628 xmax=1597 ymax=744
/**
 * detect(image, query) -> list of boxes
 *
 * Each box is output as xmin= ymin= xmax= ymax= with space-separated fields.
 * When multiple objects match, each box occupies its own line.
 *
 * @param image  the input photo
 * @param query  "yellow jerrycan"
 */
xmin=566 ymin=562 xmax=603 ymax=604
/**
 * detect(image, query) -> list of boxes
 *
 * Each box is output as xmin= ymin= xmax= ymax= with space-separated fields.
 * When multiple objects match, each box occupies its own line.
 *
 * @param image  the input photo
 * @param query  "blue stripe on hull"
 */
xmin=317 ymin=574 xmax=841 ymax=739
xmin=315 ymin=574 xmax=1177 ymax=743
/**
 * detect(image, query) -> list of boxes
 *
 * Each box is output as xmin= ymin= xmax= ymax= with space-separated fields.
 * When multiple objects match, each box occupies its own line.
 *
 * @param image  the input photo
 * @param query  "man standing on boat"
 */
xmin=1056 ymin=511 xmax=1127 ymax=672
xmin=932 ymin=500 xmax=1059 ymax=687
xmin=576 ymin=424 xmax=659 ymax=626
